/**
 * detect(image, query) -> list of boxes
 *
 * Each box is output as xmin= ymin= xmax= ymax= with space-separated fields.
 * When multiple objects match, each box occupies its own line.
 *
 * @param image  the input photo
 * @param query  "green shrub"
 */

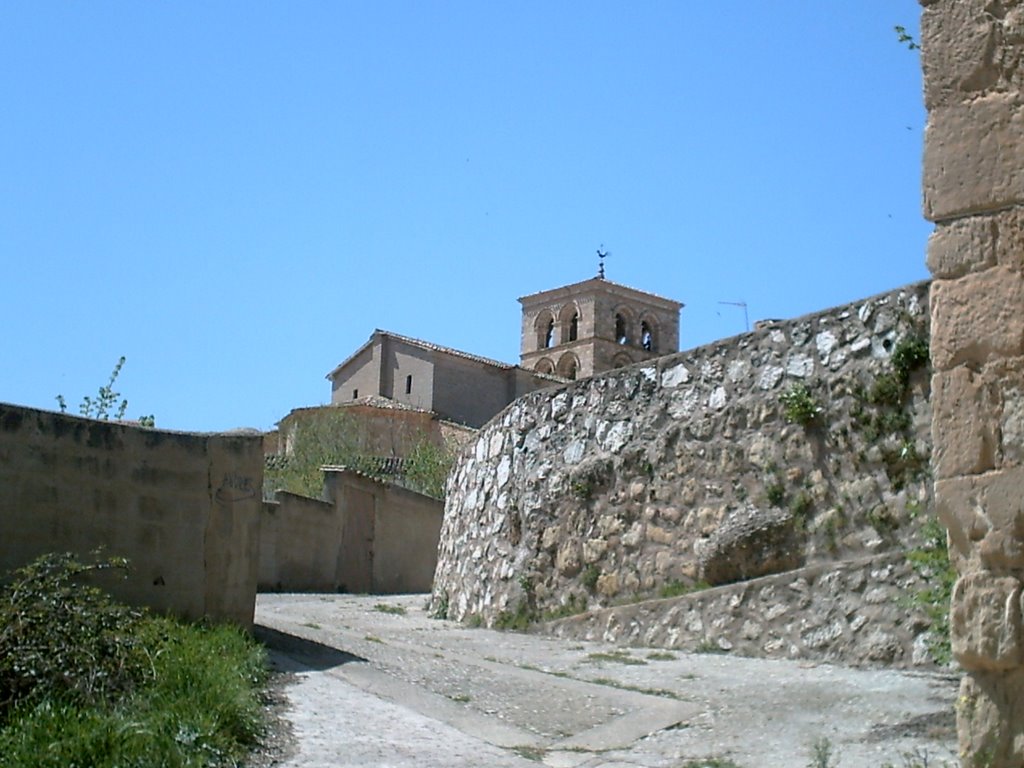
xmin=581 ymin=565 xmax=600 ymax=591
xmin=493 ymin=602 xmax=535 ymax=631
xmin=891 ymin=334 xmax=929 ymax=384
xmin=868 ymin=372 xmax=905 ymax=407
xmin=780 ymin=383 xmax=821 ymax=426
xmin=907 ymin=518 xmax=956 ymax=665
xmin=571 ymin=479 xmax=593 ymax=500
xmin=659 ymin=580 xmax=710 ymax=599
xmin=432 ymin=593 xmax=450 ymax=620
xmin=807 ymin=736 xmax=839 ymax=768
xmin=0 ymin=554 xmax=268 ymax=768
xmin=0 ymin=552 xmax=147 ymax=716
xmin=766 ymin=482 xmax=786 ymax=507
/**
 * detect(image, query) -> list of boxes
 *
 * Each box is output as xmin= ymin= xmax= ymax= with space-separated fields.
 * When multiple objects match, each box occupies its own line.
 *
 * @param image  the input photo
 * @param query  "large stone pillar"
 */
xmin=921 ymin=1 xmax=1024 ymax=764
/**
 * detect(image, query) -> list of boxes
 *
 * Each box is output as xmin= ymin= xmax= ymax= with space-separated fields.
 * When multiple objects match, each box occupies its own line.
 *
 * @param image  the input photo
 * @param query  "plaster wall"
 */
xmin=0 ymin=403 xmax=262 ymax=626
xmin=387 ymin=344 xmax=436 ymax=412
xmin=330 ymin=343 xmax=380 ymax=403
xmin=259 ymin=492 xmax=340 ymax=592
xmin=432 ymin=354 xmax=517 ymax=428
xmin=260 ymin=469 xmax=443 ymax=594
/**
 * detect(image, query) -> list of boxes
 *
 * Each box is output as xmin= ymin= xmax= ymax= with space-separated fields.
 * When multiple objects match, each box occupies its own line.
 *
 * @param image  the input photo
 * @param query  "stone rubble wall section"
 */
xmin=433 ymin=282 xmax=937 ymax=665
xmin=921 ymin=0 xmax=1024 ymax=762
xmin=543 ymin=552 xmax=936 ymax=669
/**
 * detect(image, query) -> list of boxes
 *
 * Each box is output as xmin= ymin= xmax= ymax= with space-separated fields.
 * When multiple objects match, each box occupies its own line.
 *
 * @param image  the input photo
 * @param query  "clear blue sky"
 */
xmin=2 ymin=2 xmax=929 ymax=433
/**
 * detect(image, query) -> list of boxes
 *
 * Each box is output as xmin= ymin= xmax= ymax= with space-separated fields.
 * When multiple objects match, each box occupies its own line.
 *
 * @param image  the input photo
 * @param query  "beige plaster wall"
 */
xmin=259 ymin=492 xmax=341 ymax=592
xmin=371 ymin=480 xmax=445 ymax=594
xmin=326 ymin=469 xmax=443 ymax=594
xmin=387 ymin=344 xmax=436 ymax=412
xmin=432 ymin=354 xmax=515 ymax=428
xmin=0 ymin=403 xmax=262 ymax=626
xmin=260 ymin=469 xmax=443 ymax=594
xmin=330 ymin=343 xmax=380 ymax=403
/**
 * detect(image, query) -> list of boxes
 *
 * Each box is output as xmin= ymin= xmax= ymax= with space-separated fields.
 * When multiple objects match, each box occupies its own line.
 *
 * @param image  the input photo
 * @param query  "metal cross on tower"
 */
xmin=597 ymin=246 xmax=609 ymax=279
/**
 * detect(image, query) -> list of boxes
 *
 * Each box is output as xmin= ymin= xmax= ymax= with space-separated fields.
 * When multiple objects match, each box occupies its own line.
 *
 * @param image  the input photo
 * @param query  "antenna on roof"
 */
xmin=718 ymin=300 xmax=750 ymax=332
xmin=597 ymin=245 xmax=609 ymax=279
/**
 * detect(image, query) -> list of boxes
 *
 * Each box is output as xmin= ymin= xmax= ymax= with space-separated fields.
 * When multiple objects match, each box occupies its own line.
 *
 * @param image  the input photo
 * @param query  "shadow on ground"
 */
xmin=254 ymin=624 xmax=366 ymax=671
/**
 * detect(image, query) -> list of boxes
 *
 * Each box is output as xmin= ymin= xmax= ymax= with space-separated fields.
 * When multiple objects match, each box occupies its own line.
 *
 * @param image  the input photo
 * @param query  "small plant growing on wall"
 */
xmin=890 ymin=333 xmax=929 ymax=385
xmin=56 ymin=356 xmax=155 ymax=427
xmin=766 ymin=482 xmax=786 ymax=507
xmin=571 ymin=478 xmax=594 ymax=500
xmin=780 ymin=383 xmax=821 ymax=426
xmin=906 ymin=517 xmax=955 ymax=665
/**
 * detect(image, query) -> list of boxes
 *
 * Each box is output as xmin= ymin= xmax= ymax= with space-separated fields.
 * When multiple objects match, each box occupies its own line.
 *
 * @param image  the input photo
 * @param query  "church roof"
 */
xmin=326 ymin=329 xmax=564 ymax=382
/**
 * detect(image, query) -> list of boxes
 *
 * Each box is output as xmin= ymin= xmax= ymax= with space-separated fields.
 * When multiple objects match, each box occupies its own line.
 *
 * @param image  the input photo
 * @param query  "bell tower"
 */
xmin=518 ymin=254 xmax=683 ymax=380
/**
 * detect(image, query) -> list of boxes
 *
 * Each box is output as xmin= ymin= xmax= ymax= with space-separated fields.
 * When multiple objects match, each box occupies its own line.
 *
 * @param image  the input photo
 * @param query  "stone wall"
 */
xmin=921 ymin=0 xmax=1024 ymax=762
xmin=544 ymin=552 xmax=936 ymax=668
xmin=432 ymin=282 xmax=939 ymax=663
xmin=0 ymin=403 xmax=262 ymax=626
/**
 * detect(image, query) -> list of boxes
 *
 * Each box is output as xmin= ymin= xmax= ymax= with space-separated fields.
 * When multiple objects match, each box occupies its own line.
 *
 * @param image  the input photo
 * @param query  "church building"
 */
xmin=518 ymin=267 xmax=683 ymax=380
xmin=325 ymin=261 xmax=683 ymax=427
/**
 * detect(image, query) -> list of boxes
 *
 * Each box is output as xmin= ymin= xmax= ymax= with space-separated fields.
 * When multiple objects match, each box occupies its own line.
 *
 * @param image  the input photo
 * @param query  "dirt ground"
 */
xmin=254 ymin=593 xmax=959 ymax=768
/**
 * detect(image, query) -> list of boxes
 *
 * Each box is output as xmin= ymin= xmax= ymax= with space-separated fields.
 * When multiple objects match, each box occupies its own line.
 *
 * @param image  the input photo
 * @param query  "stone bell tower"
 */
xmin=518 ymin=253 xmax=683 ymax=380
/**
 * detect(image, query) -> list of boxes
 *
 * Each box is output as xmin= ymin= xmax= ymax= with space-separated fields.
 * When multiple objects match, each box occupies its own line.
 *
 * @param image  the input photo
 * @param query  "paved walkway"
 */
xmin=255 ymin=594 xmax=959 ymax=768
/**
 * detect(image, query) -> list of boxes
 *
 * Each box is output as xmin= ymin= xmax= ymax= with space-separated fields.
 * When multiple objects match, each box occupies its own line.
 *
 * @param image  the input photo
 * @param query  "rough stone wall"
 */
xmin=921 ymin=0 xmax=1024 ymax=763
xmin=432 ymin=282 xmax=936 ymax=663
xmin=0 ymin=403 xmax=262 ymax=626
xmin=544 ymin=552 xmax=935 ymax=668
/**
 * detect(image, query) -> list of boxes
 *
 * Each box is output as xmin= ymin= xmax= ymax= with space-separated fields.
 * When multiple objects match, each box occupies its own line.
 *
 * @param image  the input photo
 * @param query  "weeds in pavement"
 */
xmin=585 ymin=650 xmax=647 ymax=665
xmin=374 ymin=603 xmax=407 ymax=616
xmin=807 ymin=737 xmax=839 ymax=768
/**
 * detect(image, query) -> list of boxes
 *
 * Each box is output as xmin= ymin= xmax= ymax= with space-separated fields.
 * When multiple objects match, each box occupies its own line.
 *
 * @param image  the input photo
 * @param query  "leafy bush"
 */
xmin=0 ymin=617 xmax=267 ymax=767
xmin=868 ymin=372 xmax=906 ymax=407
xmin=659 ymin=580 xmax=710 ymax=599
xmin=0 ymin=553 xmax=269 ymax=768
xmin=265 ymin=409 xmax=454 ymax=499
xmin=0 ymin=552 xmax=147 ymax=716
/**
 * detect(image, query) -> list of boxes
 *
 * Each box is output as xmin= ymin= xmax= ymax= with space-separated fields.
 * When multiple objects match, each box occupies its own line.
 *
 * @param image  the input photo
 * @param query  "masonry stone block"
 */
xmin=1000 ymin=384 xmax=1024 ymax=465
xmin=926 ymin=216 xmax=997 ymax=279
xmin=936 ymin=468 xmax=1024 ymax=571
xmin=951 ymin=572 xmax=1024 ymax=670
xmin=931 ymin=367 xmax=997 ymax=478
xmin=921 ymin=0 xmax=1012 ymax=109
xmin=957 ymin=669 xmax=1024 ymax=766
xmin=930 ymin=271 xmax=1024 ymax=371
xmin=924 ymin=96 xmax=1024 ymax=221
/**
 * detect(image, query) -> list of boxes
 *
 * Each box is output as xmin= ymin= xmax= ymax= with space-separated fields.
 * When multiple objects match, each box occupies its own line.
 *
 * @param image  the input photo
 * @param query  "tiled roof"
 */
xmin=374 ymin=329 xmax=516 ymax=370
xmin=325 ymin=329 xmax=566 ymax=384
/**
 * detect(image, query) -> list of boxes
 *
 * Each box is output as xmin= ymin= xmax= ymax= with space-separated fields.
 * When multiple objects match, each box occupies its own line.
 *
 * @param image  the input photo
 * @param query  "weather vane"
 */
xmin=597 ymin=245 xmax=609 ymax=279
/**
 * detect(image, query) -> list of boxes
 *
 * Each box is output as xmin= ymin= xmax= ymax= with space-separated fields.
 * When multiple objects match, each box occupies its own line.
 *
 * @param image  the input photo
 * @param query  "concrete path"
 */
xmin=255 ymin=594 xmax=959 ymax=768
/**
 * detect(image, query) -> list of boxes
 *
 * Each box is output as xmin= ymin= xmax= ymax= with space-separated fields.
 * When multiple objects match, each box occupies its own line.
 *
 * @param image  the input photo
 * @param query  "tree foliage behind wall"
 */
xmin=263 ymin=408 xmax=456 ymax=500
